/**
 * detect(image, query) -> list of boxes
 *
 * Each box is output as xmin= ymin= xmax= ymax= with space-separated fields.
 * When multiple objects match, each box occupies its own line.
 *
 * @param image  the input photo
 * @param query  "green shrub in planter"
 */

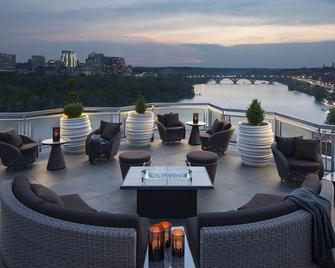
xmin=63 ymin=103 xmax=84 ymax=118
xmin=135 ymin=94 xmax=147 ymax=114
xmin=246 ymin=99 xmax=265 ymax=125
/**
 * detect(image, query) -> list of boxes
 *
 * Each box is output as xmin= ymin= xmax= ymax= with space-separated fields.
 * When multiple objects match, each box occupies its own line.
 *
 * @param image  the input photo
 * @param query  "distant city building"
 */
xmin=46 ymin=60 xmax=62 ymax=75
xmin=60 ymin=50 xmax=78 ymax=68
xmin=0 ymin=52 xmax=16 ymax=72
xmin=31 ymin=55 xmax=46 ymax=70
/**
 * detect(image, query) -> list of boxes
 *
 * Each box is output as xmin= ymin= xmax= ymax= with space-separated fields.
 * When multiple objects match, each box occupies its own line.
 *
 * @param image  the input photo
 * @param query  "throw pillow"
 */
xmin=294 ymin=139 xmax=320 ymax=162
xmin=30 ymin=184 xmax=64 ymax=206
xmin=102 ymin=123 xmax=121 ymax=140
xmin=99 ymin=120 xmax=108 ymax=133
xmin=221 ymin=122 xmax=232 ymax=131
xmin=4 ymin=128 xmax=23 ymax=147
xmin=209 ymin=119 xmax=223 ymax=134
xmin=157 ymin=114 xmax=166 ymax=126
xmin=165 ymin=113 xmax=180 ymax=127
xmin=275 ymin=136 xmax=302 ymax=158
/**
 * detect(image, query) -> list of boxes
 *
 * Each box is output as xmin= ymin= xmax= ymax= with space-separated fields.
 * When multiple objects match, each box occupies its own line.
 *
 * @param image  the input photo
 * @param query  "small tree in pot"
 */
xmin=238 ymin=99 xmax=274 ymax=167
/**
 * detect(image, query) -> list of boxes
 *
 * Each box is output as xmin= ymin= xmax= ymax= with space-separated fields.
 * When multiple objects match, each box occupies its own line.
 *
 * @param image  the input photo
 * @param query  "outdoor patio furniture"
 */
xmin=0 ymin=128 xmax=38 ymax=169
xmin=185 ymin=174 xmax=334 ymax=268
xmin=0 ymin=175 xmax=149 ymax=268
xmin=42 ymin=138 xmax=69 ymax=170
xmin=119 ymin=151 xmax=151 ymax=179
xmin=271 ymin=137 xmax=324 ymax=182
xmin=200 ymin=121 xmax=235 ymax=155
xmin=85 ymin=121 xmax=122 ymax=163
xmin=156 ymin=113 xmax=185 ymax=143
xmin=185 ymin=121 xmax=206 ymax=145
xmin=186 ymin=150 xmax=219 ymax=183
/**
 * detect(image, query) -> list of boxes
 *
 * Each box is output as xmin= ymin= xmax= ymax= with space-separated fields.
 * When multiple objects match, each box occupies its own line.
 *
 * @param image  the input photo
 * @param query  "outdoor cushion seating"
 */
xmin=0 ymin=128 xmax=38 ymax=169
xmin=85 ymin=120 xmax=122 ymax=163
xmin=185 ymin=174 xmax=334 ymax=268
xmin=200 ymin=121 xmax=235 ymax=155
xmin=272 ymin=136 xmax=324 ymax=182
xmin=156 ymin=113 xmax=185 ymax=142
xmin=186 ymin=150 xmax=218 ymax=183
xmin=0 ymin=175 xmax=149 ymax=268
xmin=119 ymin=151 xmax=151 ymax=179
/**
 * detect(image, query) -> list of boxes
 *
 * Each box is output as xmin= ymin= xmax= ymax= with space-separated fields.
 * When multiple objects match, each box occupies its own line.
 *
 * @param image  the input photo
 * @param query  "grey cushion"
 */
xmin=30 ymin=184 xmax=64 ymax=206
xmin=119 ymin=151 xmax=151 ymax=164
xmin=186 ymin=150 xmax=218 ymax=164
xmin=157 ymin=114 xmax=166 ymax=126
xmin=209 ymin=119 xmax=223 ymax=134
xmin=4 ymin=128 xmax=23 ymax=147
xmin=294 ymin=139 xmax=320 ymax=162
xmin=165 ymin=113 xmax=180 ymax=127
xmin=238 ymin=193 xmax=284 ymax=210
xmin=275 ymin=136 xmax=302 ymax=158
xmin=60 ymin=194 xmax=96 ymax=212
xmin=288 ymin=158 xmax=320 ymax=173
xmin=102 ymin=123 xmax=120 ymax=140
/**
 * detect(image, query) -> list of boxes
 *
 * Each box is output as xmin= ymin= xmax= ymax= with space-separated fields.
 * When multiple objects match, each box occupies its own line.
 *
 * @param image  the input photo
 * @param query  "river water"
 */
xmin=180 ymin=80 xmax=327 ymax=124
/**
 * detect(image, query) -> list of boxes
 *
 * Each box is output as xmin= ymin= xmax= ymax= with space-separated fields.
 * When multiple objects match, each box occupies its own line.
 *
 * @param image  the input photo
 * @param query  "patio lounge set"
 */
xmin=0 ymin=113 xmax=334 ymax=268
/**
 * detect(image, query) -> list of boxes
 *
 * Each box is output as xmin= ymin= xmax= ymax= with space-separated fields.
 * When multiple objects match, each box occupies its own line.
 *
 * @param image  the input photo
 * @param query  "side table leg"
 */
xmin=47 ymin=145 xmax=66 ymax=170
xmin=189 ymin=126 xmax=201 ymax=145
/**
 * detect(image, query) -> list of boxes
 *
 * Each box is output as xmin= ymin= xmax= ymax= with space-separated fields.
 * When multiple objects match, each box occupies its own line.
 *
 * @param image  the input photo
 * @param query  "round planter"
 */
xmin=126 ymin=111 xmax=154 ymax=147
xmin=237 ymin=121 xmax=274 ymax=167
xmin=60 ymin=114 xmax=92 ymax=154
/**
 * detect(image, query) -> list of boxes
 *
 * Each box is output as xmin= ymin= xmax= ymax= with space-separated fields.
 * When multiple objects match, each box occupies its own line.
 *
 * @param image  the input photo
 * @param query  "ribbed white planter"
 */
xmin=60 ymin=114 xmax=92 ymax=154
xmin=237 ymin=121 xmax=274 ymax=167
xmin=126 ymin=111 xmax=154 ymax=147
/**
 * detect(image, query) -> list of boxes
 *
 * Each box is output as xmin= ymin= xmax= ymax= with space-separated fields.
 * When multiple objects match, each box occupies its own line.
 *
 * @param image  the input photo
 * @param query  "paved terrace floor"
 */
xmin=0 ymin=131 xmax=298 ymax=223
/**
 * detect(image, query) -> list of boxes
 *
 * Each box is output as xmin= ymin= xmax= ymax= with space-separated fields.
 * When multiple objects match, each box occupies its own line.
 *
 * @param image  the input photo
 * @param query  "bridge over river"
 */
xmin=185 ymin=75 xmax=284 ymax=84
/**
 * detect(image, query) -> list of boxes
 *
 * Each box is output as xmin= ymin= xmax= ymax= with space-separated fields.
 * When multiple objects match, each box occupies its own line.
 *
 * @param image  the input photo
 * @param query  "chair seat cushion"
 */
xmin=238 ymin=193 xmax=284 ymax=210
xmin=186 ymin=150 xmax=218 ymax=164
xmin=30 ymin=184 xmax=64 ymax=206
xmin=60 ymin=194 xmax=97 ymax=212
xmin=165 ymin=113 xmax=180 ymax=127
xmin=4 ymin=128 xmax=23 ymax=147
xmin=208 ymin=119 xmax=223 ymax=134
xmin=294 ymin=139 xmax=320 ymax=162
xmin=20 ymin=143 xmax=38 ymax=154
xmin=119 ymin=151 xmax=151 ymax=164
xmin=288 ymin=158 xmax=320 ymax=172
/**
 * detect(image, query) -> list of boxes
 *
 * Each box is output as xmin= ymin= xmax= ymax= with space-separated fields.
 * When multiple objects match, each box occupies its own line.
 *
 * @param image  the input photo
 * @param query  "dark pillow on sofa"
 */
xmin=102 ymin=123 xmax=120 ymax=140
xmin=294 ymin=139 xmax=320 ymax=162
xmin=221 ymin=122 xmax=232 ymax=131
xmin=208 ymin=119 xmax=223 ymax=134
xmin=30 ymin=184 xmax=64 ymax=206
xmin=99 ymin=120 xmax=108 ymax=133
xmin=4 ymin=128 xmax=23 ymax=147
xmin=157 ymin=114 xmax=166 ymax=126
xmin=275 ymin=136 xmax=302 ymax=158
xmin=165 ymin=113 xmax=180 ymax=127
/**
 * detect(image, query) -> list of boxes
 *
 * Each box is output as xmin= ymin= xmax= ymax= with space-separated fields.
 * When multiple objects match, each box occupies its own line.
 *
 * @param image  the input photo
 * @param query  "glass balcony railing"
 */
xmin=0 ymin=102 xmax=334 ymax=171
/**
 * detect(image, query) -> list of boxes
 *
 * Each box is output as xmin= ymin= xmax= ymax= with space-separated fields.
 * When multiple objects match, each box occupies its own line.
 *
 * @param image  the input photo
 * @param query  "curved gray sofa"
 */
xmin=185 ymin=174 xmax=334 ymax=268
xmin=0 ymin=176 xmax=149 ymax=268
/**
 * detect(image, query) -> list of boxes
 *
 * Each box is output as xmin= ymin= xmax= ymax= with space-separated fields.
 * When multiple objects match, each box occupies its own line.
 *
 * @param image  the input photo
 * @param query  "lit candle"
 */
xmin=148 ymin=224 xmax=165 ymax=262
xmin=159 ymin=221 xmax=172 ymax=248
xmin=193 ymin=113 xmax=199 ymax=124
xmin=171 ymin=229 xmax=185 ymax=257
xmin=52 ymin=127 xmax=60 ymax=142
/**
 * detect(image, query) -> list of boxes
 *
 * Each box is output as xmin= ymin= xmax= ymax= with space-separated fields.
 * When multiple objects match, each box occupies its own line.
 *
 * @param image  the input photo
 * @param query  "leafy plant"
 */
xmin=63 ymin=103 xmax=83 ymax=118
xmin=246 ymin=99 xmax=265 ymax=125
xmin=135 ymin=94 xmax=147 ymax=114
xmin=325 ymin=107 xmax=335 ymax=125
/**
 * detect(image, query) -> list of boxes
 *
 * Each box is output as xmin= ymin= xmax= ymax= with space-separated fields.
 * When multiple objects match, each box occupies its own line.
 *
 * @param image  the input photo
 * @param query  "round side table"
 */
xmin=42 ymin=138 xmax=70 ymax=171
xmin=185 ymin=121 xmax=206 ymax=145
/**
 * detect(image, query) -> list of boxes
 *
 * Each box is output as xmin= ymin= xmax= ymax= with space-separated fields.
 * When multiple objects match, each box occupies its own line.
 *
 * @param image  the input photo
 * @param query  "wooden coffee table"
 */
xmin=121 ymin=166 xmax=213 ymax=218
xmin=185 ymin=121 xmax=206 ymax=145
xmin=42 ymin=138 xmax=70 ymax=171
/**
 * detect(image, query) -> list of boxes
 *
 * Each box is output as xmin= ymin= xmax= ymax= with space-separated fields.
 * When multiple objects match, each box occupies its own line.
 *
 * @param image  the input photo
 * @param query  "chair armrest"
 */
xmin=179 ymin=121 xmax=186 ymax=129
xmin=271 ymin=143 xmax=289 ymax=180
xmin=0 ymin=141 xmax=22 ymax=165
xmin=155 ymin=120 xmax=167 ymax=130
xmin=85 ymin=129 xmax=100 ymax=154
xmin=19 ymin=135 xmax=36 ymax=144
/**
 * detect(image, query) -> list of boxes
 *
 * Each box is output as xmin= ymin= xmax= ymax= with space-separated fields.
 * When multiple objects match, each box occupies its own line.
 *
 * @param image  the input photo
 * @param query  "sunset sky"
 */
xmin=1 ymin=0 xmax=335 ymax=67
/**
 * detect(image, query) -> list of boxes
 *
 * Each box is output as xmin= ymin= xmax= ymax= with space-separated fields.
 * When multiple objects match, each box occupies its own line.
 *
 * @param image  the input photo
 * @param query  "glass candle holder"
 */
xmin=149 ymin=224 xmax=165 ymax=262
xmin=52 ymin=127 xmax=60 ymax=142
xmin=171 ymin=229 xmax=185 ymax=257
xmin=159 ymin=221 xmax=172 ymax=248
xmin=193 ymin=113 xmax=199 ymax=124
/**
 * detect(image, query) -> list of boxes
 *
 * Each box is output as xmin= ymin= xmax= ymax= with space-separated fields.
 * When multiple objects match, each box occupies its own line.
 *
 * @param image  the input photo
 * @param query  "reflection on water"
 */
xmin=180 ymin=80 xmax=327 ymax=124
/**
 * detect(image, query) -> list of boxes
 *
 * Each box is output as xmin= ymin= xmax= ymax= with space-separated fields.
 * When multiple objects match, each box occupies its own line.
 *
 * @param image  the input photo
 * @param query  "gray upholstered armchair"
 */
xmin=156 ymin=120 xmax=186 ymax=143
xmin=0 ymin=130 xmax=38 ymax=169
xmin=200 ymin=126 xmax=235 ymax=155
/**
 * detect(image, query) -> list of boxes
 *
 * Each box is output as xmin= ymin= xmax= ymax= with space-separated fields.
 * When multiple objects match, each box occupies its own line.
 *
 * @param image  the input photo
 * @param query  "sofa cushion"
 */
xmin=238 ymin=193 xmax=285 ymax=210
xmin=4 ymin=128 xmax=23 ymax=147
xmin=294 ymin=139 xmax=320 ymax=162
xmin=20 ymin=143 xmax=38 ymax=154
xmin=157 ymin=114 xmax=166 ymax=126
xmin=30 ymin=184 xmax=64 ymax=206
xmin=288 ymin=158 xmax=320 ymax=173
xmin=275 ymin=136 xmax=302 ymax=158
xmin=209 ymin=119 xmax=223 ymax=134
xmin=99 ymin=120 xmax=108 ymax=133
xmin=165 ymin=113 xmax=180 ymax=127
xmin=102 ymin=123 xmax=120 ymax=140
xmin=60 ymin=194 xmax=96 ymax=212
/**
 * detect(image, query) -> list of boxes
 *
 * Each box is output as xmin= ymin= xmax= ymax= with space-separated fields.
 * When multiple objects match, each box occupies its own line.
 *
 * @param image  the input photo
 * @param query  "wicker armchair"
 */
xmin=156 ymin=120 xmax=186 ymax=143
xmin=0 ymin=134 xmax=38 ymax=169
xmin=200 ymin=126 xmax=235 ymax=155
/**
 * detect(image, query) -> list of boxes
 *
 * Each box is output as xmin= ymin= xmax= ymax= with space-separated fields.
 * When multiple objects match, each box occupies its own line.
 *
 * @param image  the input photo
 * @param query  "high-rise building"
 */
xmin=60 ymin=51 xmax=78 ymax=68
xmin=31 ymin=55 xmax=46 ymax=70
xmin=0 ymin=52 xmax=16 ymax=72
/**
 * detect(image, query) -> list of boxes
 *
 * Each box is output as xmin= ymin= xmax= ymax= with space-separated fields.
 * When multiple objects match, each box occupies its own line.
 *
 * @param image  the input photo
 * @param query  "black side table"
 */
xmin=42 ymin=138 xmax=70 ymax=170
xmin=185 ymin=121 xmax=206 ymax=145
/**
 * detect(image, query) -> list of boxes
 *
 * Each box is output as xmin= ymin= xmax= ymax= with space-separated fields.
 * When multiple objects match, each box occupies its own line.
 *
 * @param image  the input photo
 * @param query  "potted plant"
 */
xmin=60 ymin=79 xmax=92 ymax=154
xmin=237 ymin=99 xmax=274 ymax=167
xmin=126 ymin=94 xmax=154 ymax=147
